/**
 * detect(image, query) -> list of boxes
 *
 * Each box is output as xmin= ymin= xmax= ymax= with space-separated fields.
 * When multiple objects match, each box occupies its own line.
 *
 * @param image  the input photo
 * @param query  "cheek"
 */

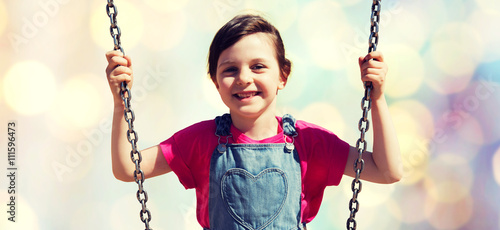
xmin=217 ymin=77 xmax=232 ymax=92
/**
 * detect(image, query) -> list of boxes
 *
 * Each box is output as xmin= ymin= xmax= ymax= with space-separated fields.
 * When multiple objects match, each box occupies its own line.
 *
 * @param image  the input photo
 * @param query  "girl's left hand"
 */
xmin=358 ymin=51 xmax=388 ymax=101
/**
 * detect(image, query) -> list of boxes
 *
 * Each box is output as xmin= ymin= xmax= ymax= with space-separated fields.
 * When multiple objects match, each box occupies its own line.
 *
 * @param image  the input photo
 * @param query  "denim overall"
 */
xmin=205 ymin=114 xmax=306 ymax=230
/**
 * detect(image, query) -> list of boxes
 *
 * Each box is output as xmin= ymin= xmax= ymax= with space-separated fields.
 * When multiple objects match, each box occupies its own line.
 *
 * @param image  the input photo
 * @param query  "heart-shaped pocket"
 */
xmin=221 ymin=168 xmax=288 ymax=230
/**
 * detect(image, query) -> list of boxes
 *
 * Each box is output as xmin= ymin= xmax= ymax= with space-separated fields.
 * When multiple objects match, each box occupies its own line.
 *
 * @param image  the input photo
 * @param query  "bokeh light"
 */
xmin=431 ymin=23 xmax=483 ymax=77
xmin=396 ymin=0 xmax=448 ymax=48
xmin=383 ymin=10 xmax=427 ymax=52
xmin=298 ymin=0 xmax=355 ymax=70
xmin=48 ymin=75 xmax=104 ymax=132
xmin=426 ymin=22 xmax=483 ymax=94
xmin=389 ymin=100 xmax=433 ymax=185
xmin=389 ymin=186 xmax=428 ymax=224
xmin=468 ymin=9 xmax=500 ymax=62
xmin=451 ymin=80 xmax=500 ymax=144
xmin=3 ymin=61 xmax=57 ymax=116
xmin=425 ymin=154 xmax=473 ymax=203
xmin=425 ymin=194 xmax=474 ymax=229
xmin=397 ymin=133 xmax=429 ymax=185
xmin=383 ymin=44 xmax=425 ymax=98
xmin=390 ymin=100 xmax=435 ymax=138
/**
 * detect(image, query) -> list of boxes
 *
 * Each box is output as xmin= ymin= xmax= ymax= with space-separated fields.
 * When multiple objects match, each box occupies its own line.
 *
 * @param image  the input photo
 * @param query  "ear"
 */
xmin=211 ymin=75 xmax=219 ymax=89
xmin=278 ymin=73 xmax=288 ymax=90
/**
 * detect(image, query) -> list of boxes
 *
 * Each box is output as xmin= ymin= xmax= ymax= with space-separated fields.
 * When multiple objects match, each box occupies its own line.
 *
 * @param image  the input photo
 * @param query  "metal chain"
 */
xmin=106 ymin=1 xmax=152 ymax=229
xmin=346 ymin=0 xmax=380 ymax=229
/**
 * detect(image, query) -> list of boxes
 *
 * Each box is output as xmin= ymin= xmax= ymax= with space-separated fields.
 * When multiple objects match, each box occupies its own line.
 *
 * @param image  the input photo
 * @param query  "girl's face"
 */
xmin=215 ymin=33 xmax=287 ymax=119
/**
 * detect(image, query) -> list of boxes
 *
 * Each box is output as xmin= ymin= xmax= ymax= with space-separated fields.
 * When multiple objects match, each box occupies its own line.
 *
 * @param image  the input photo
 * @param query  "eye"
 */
xmin=251 ymin=64 xmax=266 ymax=71
xmin=223 ymin=67 xmax=238 ymax=73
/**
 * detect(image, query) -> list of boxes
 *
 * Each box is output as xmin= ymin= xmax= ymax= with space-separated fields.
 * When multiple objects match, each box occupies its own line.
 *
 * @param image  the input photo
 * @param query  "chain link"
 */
xmin=346 ymin=0 xmax=380 ymax=229
xmin=106 ymin=1 xmax=152 ymax=229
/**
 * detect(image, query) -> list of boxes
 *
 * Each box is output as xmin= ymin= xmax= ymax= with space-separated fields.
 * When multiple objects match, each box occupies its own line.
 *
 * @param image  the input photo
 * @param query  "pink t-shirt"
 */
xmin=160 ymin=116 xmax=349 ymax=228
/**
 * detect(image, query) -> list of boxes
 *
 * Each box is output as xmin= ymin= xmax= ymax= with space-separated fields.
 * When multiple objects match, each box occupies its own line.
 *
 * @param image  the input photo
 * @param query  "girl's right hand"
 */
xmin=105 ymin=50 xmax=134 ymax=105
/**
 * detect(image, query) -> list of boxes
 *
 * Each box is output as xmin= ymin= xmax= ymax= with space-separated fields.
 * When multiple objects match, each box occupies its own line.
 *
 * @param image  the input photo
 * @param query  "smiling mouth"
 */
xmin=234 ymin=92 xmax=260 ymax=99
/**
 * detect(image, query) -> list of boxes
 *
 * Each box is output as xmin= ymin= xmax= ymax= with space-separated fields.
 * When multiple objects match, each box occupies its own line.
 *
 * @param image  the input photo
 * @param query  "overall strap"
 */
xmin=282 ymin=114 xmax=298 ymax=137
xmin=215 ymin=113 xmax=232 ymax=136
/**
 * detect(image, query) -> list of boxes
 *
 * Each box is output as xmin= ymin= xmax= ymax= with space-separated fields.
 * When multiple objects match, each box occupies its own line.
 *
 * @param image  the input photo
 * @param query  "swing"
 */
xmin=105 ymin=1 xmax=382 ymax=229
xmin=346 ymin=1 xmax=381 ymax=229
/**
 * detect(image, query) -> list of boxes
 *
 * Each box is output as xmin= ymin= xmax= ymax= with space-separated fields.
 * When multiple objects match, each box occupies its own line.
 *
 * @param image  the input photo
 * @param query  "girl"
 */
xmin=105 ymin=14 xmax=401 ymax=230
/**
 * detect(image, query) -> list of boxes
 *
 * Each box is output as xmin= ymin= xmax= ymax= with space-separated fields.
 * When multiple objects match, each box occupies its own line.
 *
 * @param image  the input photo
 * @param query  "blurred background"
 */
xmin=1 ymin=0 xmax=499 ymax=229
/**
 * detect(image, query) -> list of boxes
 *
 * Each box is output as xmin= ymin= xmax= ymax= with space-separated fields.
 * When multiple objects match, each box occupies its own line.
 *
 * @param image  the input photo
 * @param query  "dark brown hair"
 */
xmin=208 ymin=14 xmax=292 ymax=83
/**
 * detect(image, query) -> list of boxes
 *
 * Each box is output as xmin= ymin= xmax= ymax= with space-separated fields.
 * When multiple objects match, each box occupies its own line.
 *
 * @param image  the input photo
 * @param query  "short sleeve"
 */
xmin=159 ymin=120 xmax=217 ymax=190
xmin=160 ymin=136 xmax=196 ymax=189
xmin=294 ymin=119 xmax=350 ymax=187
xmin=326 ymin=135 xmax=350 ymax=186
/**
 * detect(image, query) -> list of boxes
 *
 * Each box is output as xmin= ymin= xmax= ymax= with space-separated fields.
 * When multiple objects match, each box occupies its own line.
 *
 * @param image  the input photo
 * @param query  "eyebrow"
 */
xmin=217 ymin=60 xmax=234 ymax=68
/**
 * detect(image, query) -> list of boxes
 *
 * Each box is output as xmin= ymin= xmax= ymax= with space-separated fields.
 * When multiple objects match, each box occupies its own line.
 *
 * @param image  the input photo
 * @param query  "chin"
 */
xmin=230 ymin=107 xmax=262 ymax=118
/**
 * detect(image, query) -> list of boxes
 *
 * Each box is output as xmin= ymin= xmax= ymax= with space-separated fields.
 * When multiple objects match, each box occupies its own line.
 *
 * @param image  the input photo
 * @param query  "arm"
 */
xmin=344 ymin=51 xmax=402 ymax=184
xmin=106 ymin=51 xmax=172 ymax=182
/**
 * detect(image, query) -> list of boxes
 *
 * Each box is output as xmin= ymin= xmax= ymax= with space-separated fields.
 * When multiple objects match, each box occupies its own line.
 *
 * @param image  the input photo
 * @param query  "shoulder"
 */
xmin=175 ymin=119 xmax=216 ymax=135
xmin=294 ymin=119 xmax=338 ymax=137
xmin=164 ymin=119 xmax=217 ymax=148
xmin=293 ymin=118 xmax=348 ymax=153
xmin=163 ymin=118 xmax=218 ymax=162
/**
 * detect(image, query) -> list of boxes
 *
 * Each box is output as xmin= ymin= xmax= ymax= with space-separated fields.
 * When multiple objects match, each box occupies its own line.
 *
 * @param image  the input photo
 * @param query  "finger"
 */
xmin=110 ymin=55 xmax=129 ymax=67
xmin=358 ymin=56 xmax=365 ymax=68
xmin=108 ymin=67 xmax=133 ymax=85
xmin=361 ymin=69 xmax=385 ymax=82
xmin=106 ymin=56 xmax=129 ymax=76
xmin=361 ymin=60 xmax=386 ymax=71
xmin=111 ymin=65 xmax=133 ymax=77
xmin=109 ymin=73 xmax=133 ymax=88
xmin=105 ymin=50 xmax=124 ymax=63
xmin=110 ymin=73 xmax=132 ymax=84
xmin=363 ymin=67 xmax=384 ymax=77
xmin=123 ymin=55 xmax=133 ymax=68
xmin=105 ymin=51 xmax=127 ymax=74
xmin=364 ymin=51 xmax=384 ymax=62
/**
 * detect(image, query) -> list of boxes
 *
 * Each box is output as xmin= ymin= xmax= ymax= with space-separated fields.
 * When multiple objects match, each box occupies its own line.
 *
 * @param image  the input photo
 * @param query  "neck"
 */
xmin=230 ymin=109 xmax=279 ymax=140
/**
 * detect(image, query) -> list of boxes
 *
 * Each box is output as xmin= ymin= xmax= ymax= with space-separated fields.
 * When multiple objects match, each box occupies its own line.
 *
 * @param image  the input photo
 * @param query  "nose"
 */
xmin=236 ymin=69 xmax=253 ymax=85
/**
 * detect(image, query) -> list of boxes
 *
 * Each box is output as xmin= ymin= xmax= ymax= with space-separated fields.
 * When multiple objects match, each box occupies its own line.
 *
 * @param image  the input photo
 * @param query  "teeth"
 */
xmin=237 ymin=92 xmax=257 ymax=98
